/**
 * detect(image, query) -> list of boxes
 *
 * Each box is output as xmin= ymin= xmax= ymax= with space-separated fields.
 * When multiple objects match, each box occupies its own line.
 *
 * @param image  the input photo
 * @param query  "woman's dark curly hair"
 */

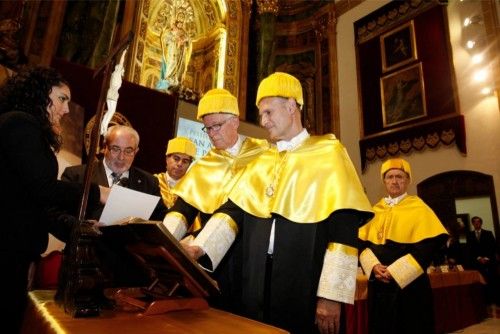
xmin=0 ymin=66 xmax=69 ymax=152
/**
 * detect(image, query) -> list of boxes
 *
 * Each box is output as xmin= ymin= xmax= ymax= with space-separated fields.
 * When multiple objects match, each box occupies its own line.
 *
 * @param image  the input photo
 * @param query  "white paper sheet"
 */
xmin=99 ymin=185 xmax=160 ymax=225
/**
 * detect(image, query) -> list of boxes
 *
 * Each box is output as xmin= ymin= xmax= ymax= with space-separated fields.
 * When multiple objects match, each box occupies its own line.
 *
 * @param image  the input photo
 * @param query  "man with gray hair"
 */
xmin=185 ymin=73 xmax=373 ymax=333
xmin=61 ymin=125 xmax=166 ymax=287
xmin=62 ymin=124 xmax=166 ymax=220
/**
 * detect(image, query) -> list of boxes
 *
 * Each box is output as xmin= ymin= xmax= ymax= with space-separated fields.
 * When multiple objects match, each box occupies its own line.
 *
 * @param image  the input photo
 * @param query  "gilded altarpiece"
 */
xmin=127 ymin=0 xmax=245 ymax=101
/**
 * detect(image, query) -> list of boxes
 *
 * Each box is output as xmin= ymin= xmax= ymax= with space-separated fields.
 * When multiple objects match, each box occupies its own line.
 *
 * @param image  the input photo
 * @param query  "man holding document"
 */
xmin=61 ymin=124 xmax=166 ymax=222
xmin=61 ymin=124 xmax=165 ymax=287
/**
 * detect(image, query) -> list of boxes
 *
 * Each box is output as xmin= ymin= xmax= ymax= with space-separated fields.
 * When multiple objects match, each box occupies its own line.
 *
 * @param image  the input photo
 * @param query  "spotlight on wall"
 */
xmin=480 ymin=86 xmax=493 ymax=95
xmin=463 ymin=15 xmax=482 ymax=27
xmin=471 ymin=53 xmax=484 ymax=64
xmin=473 ymin=68 xmax=489 ymax=82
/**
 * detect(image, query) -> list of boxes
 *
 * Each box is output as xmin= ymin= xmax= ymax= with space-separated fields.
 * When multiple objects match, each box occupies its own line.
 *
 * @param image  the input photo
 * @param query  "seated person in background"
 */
xmin=61 ymin=124 xmax=166 ymax=221
xmin=358 ymin=158 xmax=448 ymax=334
xmin=154 ymin=136 xmax=196 ymax=209
xmin=466 ymin=216 xmax=498 ymax=304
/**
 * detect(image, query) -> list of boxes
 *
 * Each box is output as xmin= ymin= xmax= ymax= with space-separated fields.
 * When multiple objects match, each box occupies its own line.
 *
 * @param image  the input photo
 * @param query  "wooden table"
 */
xmin=345 ymin=270 xmax=487 ymax=334
xmin=430 ymin=270 xmax=487 ymax=334
xmin=22 ymin=290 xmax=288 ymax=334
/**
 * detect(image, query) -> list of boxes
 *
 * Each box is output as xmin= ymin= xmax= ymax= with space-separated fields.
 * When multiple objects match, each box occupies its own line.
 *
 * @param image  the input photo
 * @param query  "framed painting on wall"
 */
xmin=380 ymin=20 xmax=418 ymax=73
xmin=356 ymin=1 xmax=465 ymax=170
xmin=380 ymin=62 xmax=427 ymax=127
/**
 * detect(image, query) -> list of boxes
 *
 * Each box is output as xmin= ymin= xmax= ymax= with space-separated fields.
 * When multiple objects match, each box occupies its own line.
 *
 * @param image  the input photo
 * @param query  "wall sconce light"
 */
xmin=463 ymin=15 xmax=482 ymax=27
xmin=473 ymin=68 xmax=489 ymax=82
xmin=462 ymin=13 xmax=485 ymax=53
xmin=466 ymin=39 xmax=476 ymax=49
xmin=480 ymin=86 xmax=493 ymax=95
xmin=471 ymin=53 xmax=484 ymax=64
xmin=459 ymin=2 xmax=496 ymax=96
xmin=464 ymin=35 xmax=486 ymax=52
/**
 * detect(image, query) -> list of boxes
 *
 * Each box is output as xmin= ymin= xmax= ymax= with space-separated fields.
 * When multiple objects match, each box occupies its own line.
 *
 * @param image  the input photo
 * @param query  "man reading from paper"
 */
xmin=62 ymin=124 xmax=166 ymax=221
xmin=62 ymin=125 xmax=166 ymax=286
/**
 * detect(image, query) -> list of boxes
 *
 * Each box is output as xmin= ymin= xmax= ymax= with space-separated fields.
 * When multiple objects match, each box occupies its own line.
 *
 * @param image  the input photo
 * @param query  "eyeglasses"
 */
xmin=202 ymin=118 xmax=231 ymax=133
xmin=108 ymin=145 xmax=137 ymax=157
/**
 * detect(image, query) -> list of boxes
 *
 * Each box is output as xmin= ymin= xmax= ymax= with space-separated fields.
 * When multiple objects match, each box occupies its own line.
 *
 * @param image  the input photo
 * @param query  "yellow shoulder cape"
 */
xmin=154 ymin=172 xmax=177 ymax=209
xmin=229 ymin=134 xmax=373 ymax=223
xmin=173 ymin=137 xmax=269 ymax=214
xmin=358 ymin=195 xmax=447 ymax=244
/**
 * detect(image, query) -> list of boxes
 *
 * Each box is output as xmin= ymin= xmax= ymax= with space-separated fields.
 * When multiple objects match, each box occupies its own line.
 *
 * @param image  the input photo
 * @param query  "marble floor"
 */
xmin=447 ymin=305 xmax=500 ymax=334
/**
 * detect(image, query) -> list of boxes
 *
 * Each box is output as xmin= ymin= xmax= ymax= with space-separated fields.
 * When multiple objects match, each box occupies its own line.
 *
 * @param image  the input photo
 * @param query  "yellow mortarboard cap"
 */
xmin=380 ymin=158 xmax=412 ymax=180
xmin=166 ymin=137 xmax=197 ymax=158
xmin=255 ymin=72 xmax=303 ymax=108
xmin=197 ymin=88 xmax=239 ymax=120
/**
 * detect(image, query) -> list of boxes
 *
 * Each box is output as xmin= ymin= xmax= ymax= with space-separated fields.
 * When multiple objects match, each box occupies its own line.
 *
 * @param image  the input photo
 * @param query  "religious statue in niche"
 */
xmin=156 ymin=0 xmax=194 ymax=92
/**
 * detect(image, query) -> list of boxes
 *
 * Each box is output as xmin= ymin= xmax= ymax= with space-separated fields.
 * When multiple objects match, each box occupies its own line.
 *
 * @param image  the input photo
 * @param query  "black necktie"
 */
xmin=111 ymin=172 xmax=122 ymax=185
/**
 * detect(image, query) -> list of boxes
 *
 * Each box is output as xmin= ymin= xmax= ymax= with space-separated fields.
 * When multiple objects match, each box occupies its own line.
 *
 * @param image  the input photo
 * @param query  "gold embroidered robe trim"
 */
xmin=359 ymin=248 xmax=381 ymax=279
xmin=387 ymin=254 xmax=424 ymax=289
xmin=162 ymin=211 xmax=188 ymax=240
xmin=192 ymin=212 xmax=239 ymax=271
xmin=317 ymin=243 xmax=359 ymax=304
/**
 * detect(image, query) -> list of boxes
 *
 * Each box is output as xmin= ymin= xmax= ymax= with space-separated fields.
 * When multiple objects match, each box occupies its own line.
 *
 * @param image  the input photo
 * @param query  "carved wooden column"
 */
xmin=313 ymin=7 xmax=339 ymax=137
xmin=256 ymin=0 xmax=279 ymax=83
xmin=238 ymin=0 xmax=253 ymax=120
xmin=22 ymin=0 xmax=67 ymax=66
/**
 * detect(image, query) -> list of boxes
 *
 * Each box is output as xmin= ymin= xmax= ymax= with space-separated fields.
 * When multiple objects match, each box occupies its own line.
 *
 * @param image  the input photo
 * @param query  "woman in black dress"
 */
xmin=0 ymin=66 xmax=107 ymax=332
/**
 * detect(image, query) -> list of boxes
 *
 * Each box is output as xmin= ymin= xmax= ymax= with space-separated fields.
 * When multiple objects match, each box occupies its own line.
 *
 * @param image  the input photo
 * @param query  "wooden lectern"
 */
xmin=100 ymin=220 xmax=220 ymax=315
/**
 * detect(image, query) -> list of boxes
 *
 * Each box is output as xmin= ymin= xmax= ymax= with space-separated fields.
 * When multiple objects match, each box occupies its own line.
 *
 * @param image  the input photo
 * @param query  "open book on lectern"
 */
xmin=99 ymin=219 xmax=220 ymax=314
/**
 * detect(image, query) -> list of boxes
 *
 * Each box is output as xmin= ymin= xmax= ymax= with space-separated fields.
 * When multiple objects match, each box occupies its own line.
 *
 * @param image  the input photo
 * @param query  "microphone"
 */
xmin=115 ymin=177 xmax=129 ymax=188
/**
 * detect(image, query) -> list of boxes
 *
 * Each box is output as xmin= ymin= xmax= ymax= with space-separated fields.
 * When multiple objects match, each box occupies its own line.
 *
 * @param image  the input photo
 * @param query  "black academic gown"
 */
xmin=0 ymin=111 xmax=100 ymax=332
xmin=214 ymin=201 xmax=366 ymax=334
xmin=170 ymin=197 xmax=243 ymax=314
xmin=364 ymin=240 xmax=442 ymax=334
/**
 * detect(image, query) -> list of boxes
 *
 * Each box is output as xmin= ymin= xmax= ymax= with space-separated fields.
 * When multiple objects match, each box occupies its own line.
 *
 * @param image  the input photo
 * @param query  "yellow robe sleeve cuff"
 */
xmin=317 ymin=243 xmax=358 ymax=305
xmin=162 ymin=211 xmax=187 ymax=241
xmin=359 ymin=248 xmax=381 ymax=279
xmin=387 ymin=254 xmax=424 ymax=289
xmin=192 ymin=213 xmax=238 ymax=272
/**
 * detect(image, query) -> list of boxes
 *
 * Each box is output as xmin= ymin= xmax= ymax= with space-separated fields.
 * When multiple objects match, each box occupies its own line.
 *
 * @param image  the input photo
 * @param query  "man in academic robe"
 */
xmin=358 ymin=158 xmax=448 ymax=334
xmin=154 ymin=136 xmax=196 ymax=209
xmin=163 ymin=88 xmax=268 ymax=238
xmin=186 ymin=72 xmax=374 ymax=334
xmin=163 ymin=88 xmax=269 ymax=313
